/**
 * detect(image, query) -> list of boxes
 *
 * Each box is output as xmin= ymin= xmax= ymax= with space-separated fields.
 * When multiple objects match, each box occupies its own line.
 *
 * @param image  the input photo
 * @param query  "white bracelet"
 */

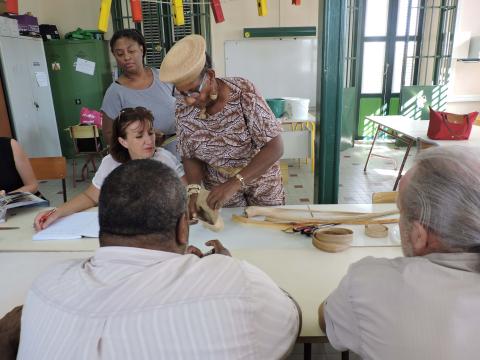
xmin=187 ymin=184 xmax=201 ymax=196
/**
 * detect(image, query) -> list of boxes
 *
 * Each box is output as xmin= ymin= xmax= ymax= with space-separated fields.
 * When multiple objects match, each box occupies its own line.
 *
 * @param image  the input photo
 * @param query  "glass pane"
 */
xmin=396 ymin=0 xmax=420 ymax=36
xmin=361 ymin=42 xmax=386 ymax=94
xmin=392 ymin=41 xmax=416 ymax=93
xmin=364 ymin=0 xmax=389 ymax=37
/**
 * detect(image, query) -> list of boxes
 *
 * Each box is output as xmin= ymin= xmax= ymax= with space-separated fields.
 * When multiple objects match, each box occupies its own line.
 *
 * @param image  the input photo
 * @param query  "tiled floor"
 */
xmin=283 ymin=141 xmax=416 ymax=205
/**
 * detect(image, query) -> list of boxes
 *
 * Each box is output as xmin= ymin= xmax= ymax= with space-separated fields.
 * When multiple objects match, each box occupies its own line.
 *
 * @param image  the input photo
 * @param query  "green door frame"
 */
xmin=356 ymin=0 xmax=426 ymax=138
xmin=314 ymin=0 xmax=345 ymax=204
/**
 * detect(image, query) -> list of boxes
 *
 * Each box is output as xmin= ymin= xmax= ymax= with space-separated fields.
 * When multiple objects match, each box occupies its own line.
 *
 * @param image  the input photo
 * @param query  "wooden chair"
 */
xmin=417 ymin=138 xmax=437 ymax=151
xmin=68 ymin=125 xmax=107 ymax=188
xmin=29 ymin=157 xmax=68 ymax=202
xmin=372 ymin=191 xmax=398 ymax=204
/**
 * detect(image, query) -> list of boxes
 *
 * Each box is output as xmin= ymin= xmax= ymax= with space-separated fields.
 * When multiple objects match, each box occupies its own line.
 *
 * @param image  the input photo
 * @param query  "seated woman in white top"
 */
xmin=34 ymin=107 xmax=185 ymax=230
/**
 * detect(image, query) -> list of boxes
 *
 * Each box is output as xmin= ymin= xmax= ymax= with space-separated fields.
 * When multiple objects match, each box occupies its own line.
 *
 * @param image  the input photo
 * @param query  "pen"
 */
xmin=39 ymin=208 xmax=57 ymax=225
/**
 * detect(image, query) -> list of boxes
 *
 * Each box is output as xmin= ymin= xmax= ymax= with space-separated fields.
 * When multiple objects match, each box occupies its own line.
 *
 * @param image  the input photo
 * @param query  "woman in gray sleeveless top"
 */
xmin=101 ymin=29 xmax=178 ymax=157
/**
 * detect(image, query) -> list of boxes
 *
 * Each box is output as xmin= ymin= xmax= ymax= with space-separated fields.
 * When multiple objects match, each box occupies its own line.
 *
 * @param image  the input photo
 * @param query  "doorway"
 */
xmin=356 ymin=0 xmax=457 ymax=138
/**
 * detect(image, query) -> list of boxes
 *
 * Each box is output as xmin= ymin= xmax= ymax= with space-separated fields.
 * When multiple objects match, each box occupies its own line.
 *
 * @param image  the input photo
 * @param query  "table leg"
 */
xmin=393 ymin=138 xmax=413 ymax=190
xmin=304 ymin=343 xmax=311 ymax=360
xmin=364 ymin=125 xmax=381 ymax=172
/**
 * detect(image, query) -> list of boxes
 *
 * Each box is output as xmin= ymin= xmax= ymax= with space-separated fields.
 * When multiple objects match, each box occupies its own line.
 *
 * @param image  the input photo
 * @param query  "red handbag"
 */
xmin=427 ymin=107 xmax=478 ymax=140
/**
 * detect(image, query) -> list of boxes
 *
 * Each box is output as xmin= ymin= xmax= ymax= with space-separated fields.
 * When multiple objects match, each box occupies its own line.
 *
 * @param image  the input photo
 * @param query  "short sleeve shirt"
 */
xmin=324 ymin=253 xmax=480 ymax=360
xmin=101 ymin=68 xmax=176 ymax=135
xmin=176 ymin=77 xmax=282 ymax=168
xmin=92 ymin=148 xmax=184 ymax=189
xmin=18 ymin=247 xmax=300 ymax=359
xmin=175 ymin=77 xmax=284 ymax=207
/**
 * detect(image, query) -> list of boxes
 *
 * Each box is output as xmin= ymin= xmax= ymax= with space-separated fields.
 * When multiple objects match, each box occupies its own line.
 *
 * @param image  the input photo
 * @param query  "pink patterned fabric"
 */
xmin=176 ymin=77 xmax=285 ymax=207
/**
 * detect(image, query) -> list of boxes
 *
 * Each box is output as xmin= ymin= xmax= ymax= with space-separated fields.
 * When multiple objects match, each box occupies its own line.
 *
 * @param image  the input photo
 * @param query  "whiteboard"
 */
xmin=225 ymin=38 xmax=317 ymax=104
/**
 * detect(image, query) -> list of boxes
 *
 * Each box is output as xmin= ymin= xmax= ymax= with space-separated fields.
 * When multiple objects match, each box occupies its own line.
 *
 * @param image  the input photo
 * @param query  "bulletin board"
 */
xmin=224 ymin=38 xmax=317 ymax=104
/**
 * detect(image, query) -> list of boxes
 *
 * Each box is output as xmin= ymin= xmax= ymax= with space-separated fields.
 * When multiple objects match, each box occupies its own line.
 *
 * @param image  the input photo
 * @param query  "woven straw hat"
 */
xmin=159 ymin=34 xmax=206 ymax=87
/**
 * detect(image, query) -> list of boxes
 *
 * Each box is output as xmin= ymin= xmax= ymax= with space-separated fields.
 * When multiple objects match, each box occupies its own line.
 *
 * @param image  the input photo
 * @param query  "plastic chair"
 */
xmin=68 ymin=125 xmax=107 ymax=188
xmin=29 ymin=156 xmax=68 ymax=202
xmin=372 ymin=191 xmax=398 ymax=204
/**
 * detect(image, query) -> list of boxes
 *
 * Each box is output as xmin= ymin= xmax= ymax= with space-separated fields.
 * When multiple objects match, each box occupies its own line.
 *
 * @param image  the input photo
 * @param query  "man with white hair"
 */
xmin=318 ymin=146 xmax=480 ymax=359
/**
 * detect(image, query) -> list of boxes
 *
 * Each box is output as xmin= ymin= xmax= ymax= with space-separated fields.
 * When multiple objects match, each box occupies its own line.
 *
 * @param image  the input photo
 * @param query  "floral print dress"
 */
xmin=176 ymin=77 xmax=285 ymax=207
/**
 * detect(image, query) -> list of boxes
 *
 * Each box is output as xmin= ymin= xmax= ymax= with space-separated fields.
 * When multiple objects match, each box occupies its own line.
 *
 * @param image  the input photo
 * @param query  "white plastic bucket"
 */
xmin=283 ymin=97 xmax=310 ymax=120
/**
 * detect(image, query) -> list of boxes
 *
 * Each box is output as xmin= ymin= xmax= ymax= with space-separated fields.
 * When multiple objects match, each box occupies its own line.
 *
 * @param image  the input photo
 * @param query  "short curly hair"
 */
xmin=110 ymin=29 xmax=146 ymax=59
xmin=99 ymin=159 xmax=187 ymax=241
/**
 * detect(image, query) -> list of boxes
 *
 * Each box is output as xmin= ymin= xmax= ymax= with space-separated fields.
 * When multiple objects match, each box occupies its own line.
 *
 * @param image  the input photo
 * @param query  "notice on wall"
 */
xmin=35 ymin=72 xmax=49 ymax=87
xmin=75 ymin=58 xmax=95 ymax=76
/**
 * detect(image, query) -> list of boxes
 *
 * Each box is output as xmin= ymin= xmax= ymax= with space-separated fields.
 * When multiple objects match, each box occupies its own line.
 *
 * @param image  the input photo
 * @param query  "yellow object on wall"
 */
xmin=172 ymin=0 xmax=185 ymax=26
xmin=97 ymin=0 xmax=112 ymax=33
xmin=257 ymin=0 xmax=267 ymax=16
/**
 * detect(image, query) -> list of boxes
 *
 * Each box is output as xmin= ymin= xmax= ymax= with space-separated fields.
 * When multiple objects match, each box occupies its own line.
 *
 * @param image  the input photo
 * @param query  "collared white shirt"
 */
xmin=18 ymin=246 xmax=299 ymax=360
xmin=324 ymin=252 xmax=480 ymax=360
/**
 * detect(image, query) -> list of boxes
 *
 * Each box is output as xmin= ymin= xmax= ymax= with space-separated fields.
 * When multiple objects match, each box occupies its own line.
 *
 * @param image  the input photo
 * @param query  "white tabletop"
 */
xmin=0 ymin=246 xmax=402 ymax=338
xmin=280 ymin=113 xmax=316 ymax=123
xmin=0 ymin=204 xmax=400 ymax=252
xmin=0 ymin=204 xmax=403 ymax=339
xmin=366 ymin=115 xmax=480 ymax=146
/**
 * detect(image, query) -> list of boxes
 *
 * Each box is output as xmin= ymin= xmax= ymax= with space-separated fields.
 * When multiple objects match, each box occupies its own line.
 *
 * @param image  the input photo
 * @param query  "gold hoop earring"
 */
xmin=209 ymin=78 xmax=218 ymax=101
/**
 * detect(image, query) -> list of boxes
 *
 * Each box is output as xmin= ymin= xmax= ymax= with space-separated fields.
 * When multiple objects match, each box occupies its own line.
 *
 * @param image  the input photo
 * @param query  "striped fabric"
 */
xmin=18 ymin=247 xmax=299 ymax=360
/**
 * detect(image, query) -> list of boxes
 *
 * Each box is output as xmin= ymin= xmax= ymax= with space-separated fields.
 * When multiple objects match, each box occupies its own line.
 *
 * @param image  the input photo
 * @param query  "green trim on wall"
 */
xmin=357 ymin=97 xmax=383 ymax=139
xmin=243 ymin=27 xmax=316 ymax=38
xmin=389 ymin=96 xmax=399 ymax=115
xmin=340 ymin=87 xmax=356 ymax=151
xmin=314 ymin=0 xmax=344 ymax=204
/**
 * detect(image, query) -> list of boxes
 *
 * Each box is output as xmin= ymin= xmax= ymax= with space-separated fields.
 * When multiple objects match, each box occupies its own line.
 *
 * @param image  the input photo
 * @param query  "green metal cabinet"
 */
xmin=44 ymin=40 xmax=112 ymax=158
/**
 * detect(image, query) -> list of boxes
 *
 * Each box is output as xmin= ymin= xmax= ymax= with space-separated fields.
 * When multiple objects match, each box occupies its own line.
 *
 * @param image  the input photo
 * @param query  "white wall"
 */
xmin=210 ymin=0 xmax=319 ymax=77
xmin=447 ymin=0 xmax=480 ymax=113
xmin=18 ymin=0 xmax=114 ymax=38
xmin=16 ymin=0 xmax=475 ymax=114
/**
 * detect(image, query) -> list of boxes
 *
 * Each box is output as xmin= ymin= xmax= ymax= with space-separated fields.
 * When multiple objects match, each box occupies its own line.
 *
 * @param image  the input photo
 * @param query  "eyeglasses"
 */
xmin=117 ymin=107 xmax=153 ymax=122
xmin=172 ymin=72 xmax=208 ymax=99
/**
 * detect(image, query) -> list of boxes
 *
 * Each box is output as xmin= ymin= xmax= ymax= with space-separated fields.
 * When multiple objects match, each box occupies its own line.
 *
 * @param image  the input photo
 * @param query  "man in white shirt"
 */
xmin=18 ymin=160 xmax=300 ymax=360
xmin=319 ymin=146 xmax=480 ymax=360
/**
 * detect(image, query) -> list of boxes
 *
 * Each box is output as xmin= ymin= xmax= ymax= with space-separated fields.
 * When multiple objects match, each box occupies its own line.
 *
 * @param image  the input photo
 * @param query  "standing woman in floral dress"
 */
xmin=159 ymin=35 xmax=285 ymax=219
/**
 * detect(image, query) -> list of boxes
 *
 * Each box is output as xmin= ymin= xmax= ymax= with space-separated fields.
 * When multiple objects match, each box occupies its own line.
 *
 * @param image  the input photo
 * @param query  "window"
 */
xmin=111 ymin=0 xmax=211 ymax=68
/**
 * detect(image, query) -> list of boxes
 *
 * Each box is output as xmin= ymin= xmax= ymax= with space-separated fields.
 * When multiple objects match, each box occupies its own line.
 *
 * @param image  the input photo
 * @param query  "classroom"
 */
xmin=1 ymin=1 xmax=480 ymax=359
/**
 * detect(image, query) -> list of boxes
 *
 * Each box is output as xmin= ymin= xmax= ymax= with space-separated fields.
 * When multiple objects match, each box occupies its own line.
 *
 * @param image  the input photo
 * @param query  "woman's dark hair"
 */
xmin=110 ymin=29 xmax=146 ymax=59
xmin=110 ymin=107 xmax=154 ymax=163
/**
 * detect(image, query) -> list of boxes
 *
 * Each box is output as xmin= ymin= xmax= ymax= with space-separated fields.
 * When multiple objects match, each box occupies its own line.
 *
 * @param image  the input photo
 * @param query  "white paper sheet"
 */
xmin=35 ymin=72 xmax=49 ymax=87
xmin=75 ymin=58 xmax=95 ymax=76
xmin=33 ymin=212 xmax=99 ymax=241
